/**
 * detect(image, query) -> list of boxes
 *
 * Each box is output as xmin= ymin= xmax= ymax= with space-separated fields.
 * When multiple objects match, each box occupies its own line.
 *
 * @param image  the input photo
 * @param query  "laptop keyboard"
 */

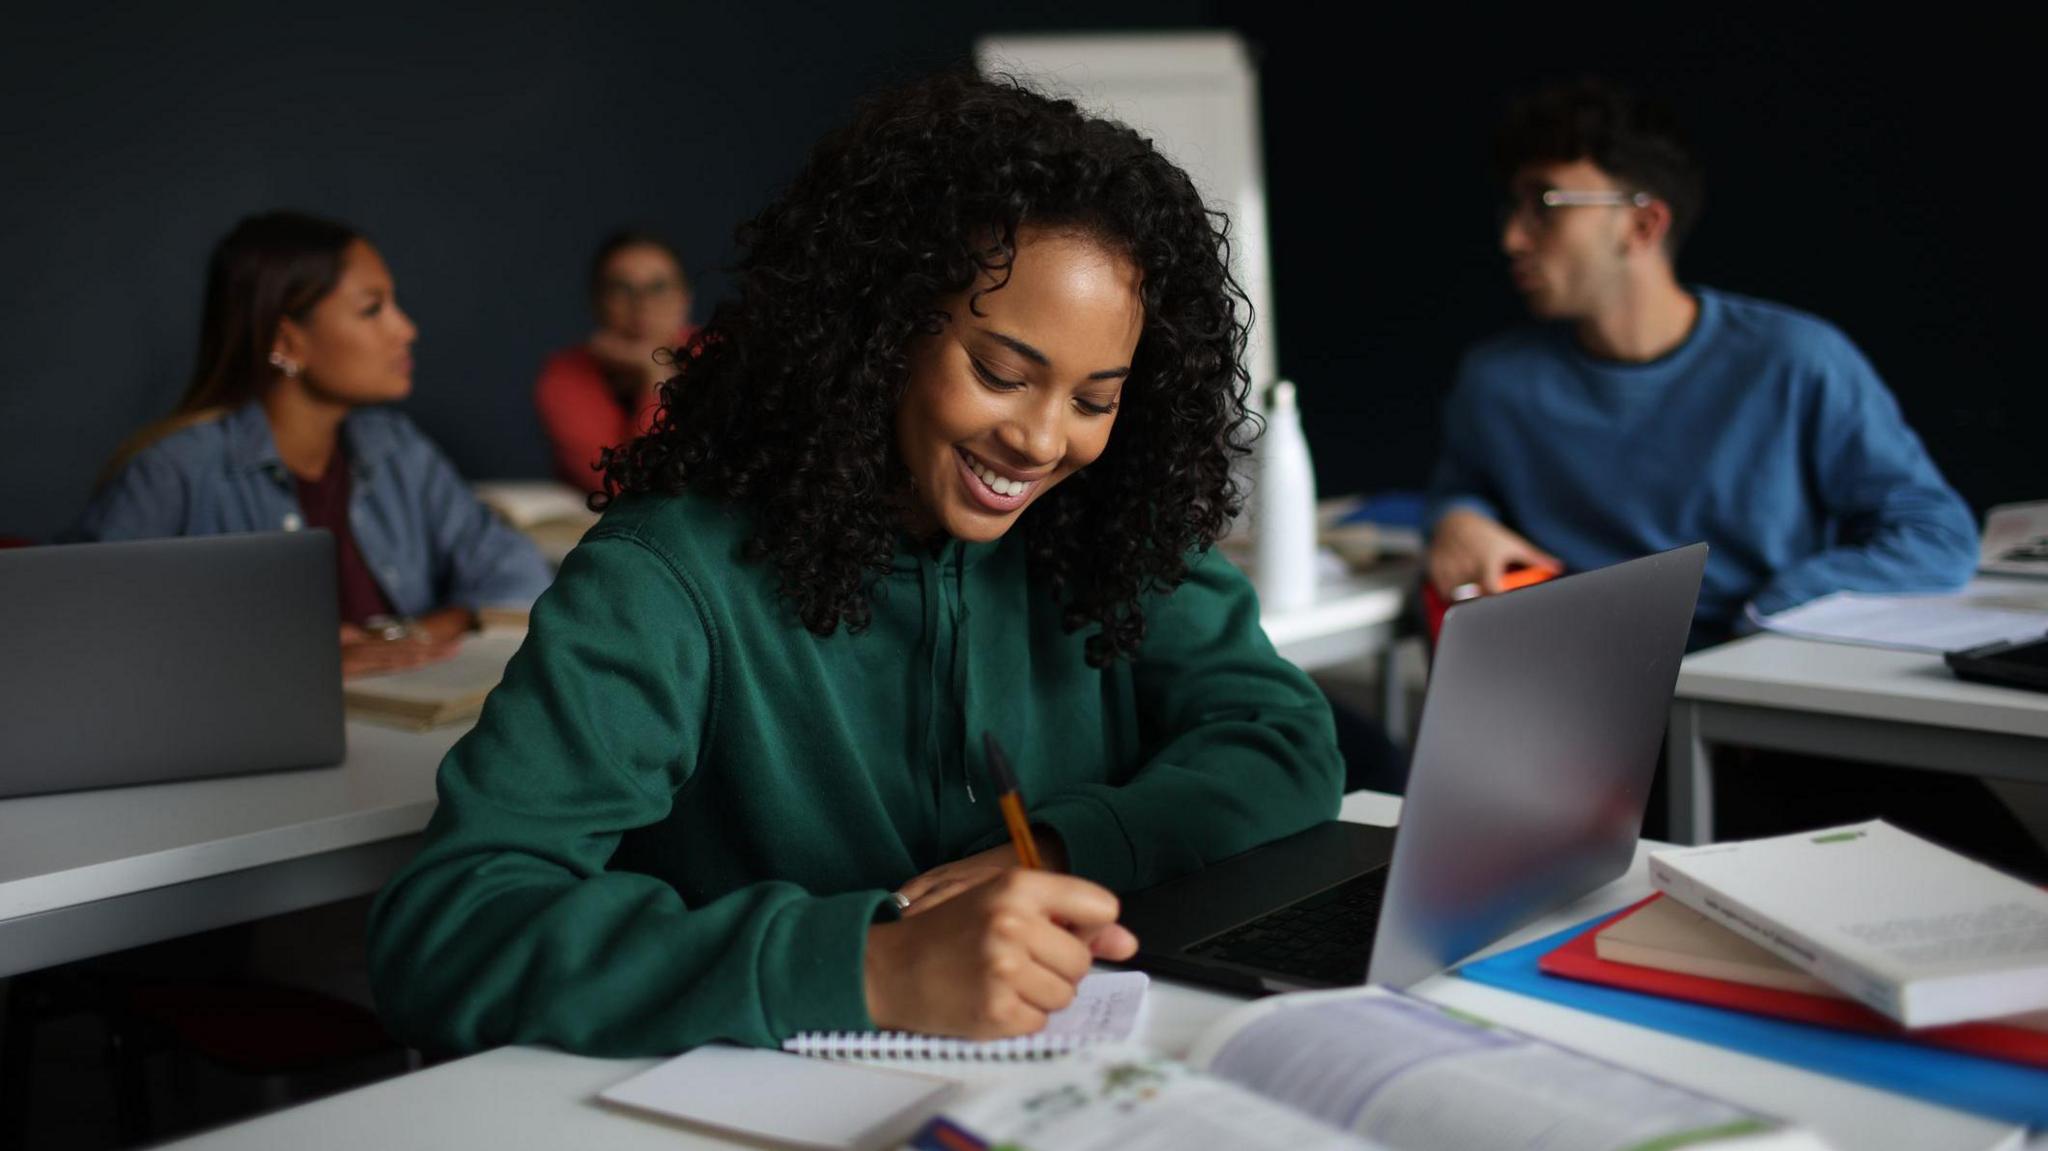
xmin=1184 ymin=871 xmax=1385 ymax=984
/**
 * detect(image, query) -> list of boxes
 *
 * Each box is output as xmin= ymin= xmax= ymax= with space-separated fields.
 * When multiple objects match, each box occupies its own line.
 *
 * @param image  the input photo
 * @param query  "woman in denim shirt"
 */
xmin=72 ymin=212 xmax=550 ymax=678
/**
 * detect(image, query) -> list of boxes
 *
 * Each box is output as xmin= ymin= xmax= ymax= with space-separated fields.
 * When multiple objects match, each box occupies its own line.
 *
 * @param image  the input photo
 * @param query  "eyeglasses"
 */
xmin=1500 ymin=188 xmax=1654 ymax=230
xmin=597 ymin=277 xmax=683 ymax=305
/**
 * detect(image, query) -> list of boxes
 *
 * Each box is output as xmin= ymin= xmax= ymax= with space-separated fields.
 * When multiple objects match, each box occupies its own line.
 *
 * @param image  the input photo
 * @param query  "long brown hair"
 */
xmin=179 ymin=211 xmax=361 ymax=412
xmin=101 ymin=212 xmax=360 ymax=482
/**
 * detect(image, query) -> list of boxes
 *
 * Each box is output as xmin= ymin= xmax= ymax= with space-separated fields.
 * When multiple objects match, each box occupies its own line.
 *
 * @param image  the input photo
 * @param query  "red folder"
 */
xmin=1539 ymin=895 xmax=2048 ymax=1069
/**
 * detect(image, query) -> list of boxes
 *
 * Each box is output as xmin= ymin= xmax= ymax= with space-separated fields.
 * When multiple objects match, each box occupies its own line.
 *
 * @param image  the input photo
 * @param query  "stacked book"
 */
xmin=1541 ymin=820 xmax=2048 ymax=1067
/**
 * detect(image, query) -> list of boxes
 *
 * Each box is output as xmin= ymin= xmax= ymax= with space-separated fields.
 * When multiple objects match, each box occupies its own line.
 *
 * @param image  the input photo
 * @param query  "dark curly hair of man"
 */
xmin=598 ymin=71 xmax=1254 ymax=667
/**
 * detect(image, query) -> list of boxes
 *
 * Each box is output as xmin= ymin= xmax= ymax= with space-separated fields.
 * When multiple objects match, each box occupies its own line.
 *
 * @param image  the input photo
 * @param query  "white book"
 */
xmin=1650 ymin=820 xmax=2048 ymax=1028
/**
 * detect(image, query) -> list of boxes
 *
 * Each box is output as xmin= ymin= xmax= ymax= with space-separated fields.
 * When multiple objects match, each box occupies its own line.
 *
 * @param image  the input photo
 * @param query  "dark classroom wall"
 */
xmin=3 ymin=6 xmax=2034 ymax=542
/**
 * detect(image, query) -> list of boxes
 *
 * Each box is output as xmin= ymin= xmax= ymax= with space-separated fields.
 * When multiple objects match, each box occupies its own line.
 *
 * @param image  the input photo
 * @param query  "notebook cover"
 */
xmin=1547 ymin=896 xmax=2048 ymax=1068
xmin=1456 ymin=908 xmax=2048 ymax=1127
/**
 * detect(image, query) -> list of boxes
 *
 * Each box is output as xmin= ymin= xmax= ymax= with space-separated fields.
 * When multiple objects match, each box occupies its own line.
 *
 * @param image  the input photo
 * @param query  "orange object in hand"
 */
xmin=1422 ymin=563 xmax=1562 ymax=644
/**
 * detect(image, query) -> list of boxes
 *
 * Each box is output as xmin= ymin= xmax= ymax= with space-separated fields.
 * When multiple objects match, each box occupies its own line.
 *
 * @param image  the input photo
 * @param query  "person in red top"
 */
xmin=534 ymin=231 xmax=697 ymax=493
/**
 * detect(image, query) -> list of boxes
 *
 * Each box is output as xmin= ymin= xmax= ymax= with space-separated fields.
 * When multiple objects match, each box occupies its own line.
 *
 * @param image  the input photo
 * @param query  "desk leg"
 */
xmin=1667 ymin=700 xmax=1714 ymax=844
xmin=0 ymin=975 xmax=32 ymax=1146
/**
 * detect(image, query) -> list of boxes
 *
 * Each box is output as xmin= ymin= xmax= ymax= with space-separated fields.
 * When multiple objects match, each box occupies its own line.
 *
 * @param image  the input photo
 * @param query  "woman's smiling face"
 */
xmin=896 ymin=227 xmax=1143 ymax=543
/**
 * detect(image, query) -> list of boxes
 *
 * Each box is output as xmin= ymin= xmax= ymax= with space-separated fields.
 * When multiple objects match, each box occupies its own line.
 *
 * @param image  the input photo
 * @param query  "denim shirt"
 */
xmin=69 ymin=401 xmax=551 ymax=616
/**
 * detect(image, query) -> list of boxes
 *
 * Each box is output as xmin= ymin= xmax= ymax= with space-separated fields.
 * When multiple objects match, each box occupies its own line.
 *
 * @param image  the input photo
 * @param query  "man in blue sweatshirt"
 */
xmin=1425 ymin=79 xmax=1977 ymax=648
xmin=1422 ymin=80 xmax=2048 ymax=876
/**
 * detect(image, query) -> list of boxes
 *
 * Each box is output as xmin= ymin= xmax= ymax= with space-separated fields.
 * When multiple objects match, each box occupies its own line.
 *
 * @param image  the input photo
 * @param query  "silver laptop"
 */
xmin=0 ymin=532 xmax=345 ymax=799
xmin=1117 ymin=543 xmax=1706 ymax=993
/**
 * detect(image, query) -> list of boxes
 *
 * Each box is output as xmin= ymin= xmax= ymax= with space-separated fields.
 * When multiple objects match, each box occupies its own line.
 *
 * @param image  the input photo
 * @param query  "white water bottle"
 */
xmin=1254 ymin=380 xmax=1317 ymax=612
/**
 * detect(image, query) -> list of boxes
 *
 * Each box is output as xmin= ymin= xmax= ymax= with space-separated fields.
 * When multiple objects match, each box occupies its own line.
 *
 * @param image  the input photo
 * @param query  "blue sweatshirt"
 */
xmin=1426 ymin=288 xmax=1977 ymax=637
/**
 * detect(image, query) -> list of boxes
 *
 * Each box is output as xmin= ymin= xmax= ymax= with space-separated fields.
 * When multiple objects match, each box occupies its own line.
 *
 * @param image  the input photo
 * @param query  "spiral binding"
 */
xmin=781 ymin=1028 xmax=1087 ymax=1062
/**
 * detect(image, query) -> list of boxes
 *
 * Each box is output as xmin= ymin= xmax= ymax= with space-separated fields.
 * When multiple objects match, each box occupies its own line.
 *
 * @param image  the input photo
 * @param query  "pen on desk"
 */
xmin=982 ymin=731 xmax=1044 ymax=870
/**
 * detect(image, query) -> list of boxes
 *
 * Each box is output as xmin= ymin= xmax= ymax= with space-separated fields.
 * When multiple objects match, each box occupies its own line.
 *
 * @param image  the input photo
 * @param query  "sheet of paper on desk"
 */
xmin=600 ymin=1045 xmax=955 ymax=1151
xmin=1753 ymin=579 xmax=2048 ymax=653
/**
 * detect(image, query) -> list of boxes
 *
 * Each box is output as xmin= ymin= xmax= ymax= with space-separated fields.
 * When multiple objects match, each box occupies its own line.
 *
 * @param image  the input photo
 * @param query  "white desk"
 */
xmin=1261 ymin=561 xmax=1416 ymax=745
xmin=1666 ymin=634 xmax=2048 ymax=844
xmin=0 ymin=566 xmax=1411 ymax=983
xmin=0 ymin=721 xmax=461 ymax=979
xmin=156 ymin=793 xmax=2023 ymax=1151
xmin=1260 ymin=564 xmax=1411 ymax=670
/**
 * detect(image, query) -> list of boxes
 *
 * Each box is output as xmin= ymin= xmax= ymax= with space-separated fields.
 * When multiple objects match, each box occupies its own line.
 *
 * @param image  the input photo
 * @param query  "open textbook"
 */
xmin=342 ymin=627 xmax=526 ymax=730
xmin=473 ymin=479 xmax=601 ymax=566
xmin=933 ymin=986 xmax=1823 ymax=1151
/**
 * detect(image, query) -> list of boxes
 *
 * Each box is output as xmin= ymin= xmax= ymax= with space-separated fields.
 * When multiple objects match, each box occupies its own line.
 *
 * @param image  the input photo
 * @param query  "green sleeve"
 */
xmin=367 ymin=530 xmax=892 ymax=1056
xmin=1031 ymin=548 xmax=1345 ymax=892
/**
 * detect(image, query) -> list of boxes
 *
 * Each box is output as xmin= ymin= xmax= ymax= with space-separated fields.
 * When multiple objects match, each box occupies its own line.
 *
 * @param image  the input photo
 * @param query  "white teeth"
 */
xmin=966 ymin=454 xmax=1028 ymax=499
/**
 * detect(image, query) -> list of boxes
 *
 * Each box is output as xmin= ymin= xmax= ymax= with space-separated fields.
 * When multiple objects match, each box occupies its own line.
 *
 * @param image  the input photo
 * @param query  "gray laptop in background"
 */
xmin=1117 ymin=543 xmax=1707 ymax=994
xmin=0 ymin=532 xmax=345 ymax=799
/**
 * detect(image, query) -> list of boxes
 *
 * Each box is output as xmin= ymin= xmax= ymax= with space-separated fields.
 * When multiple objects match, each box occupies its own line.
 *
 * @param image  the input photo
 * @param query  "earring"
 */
xmin=268 ymin=351 xmax=301 ymax=378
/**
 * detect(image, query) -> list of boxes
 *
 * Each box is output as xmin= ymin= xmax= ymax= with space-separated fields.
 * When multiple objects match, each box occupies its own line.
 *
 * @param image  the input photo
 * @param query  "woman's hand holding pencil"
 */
xmin=862 ymin=732 xmax=1138 ymax=1038
xmin=864 ymin=871 xmax=1137 ymax=1038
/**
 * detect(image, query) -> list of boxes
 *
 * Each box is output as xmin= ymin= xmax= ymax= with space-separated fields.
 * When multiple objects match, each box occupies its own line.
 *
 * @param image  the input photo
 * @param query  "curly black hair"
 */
xmin=598 ymin=72 xmax=1254 ymax=666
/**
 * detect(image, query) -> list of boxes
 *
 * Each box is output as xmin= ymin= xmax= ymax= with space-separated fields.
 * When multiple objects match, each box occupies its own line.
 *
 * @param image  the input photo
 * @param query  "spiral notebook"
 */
xmin=783 ymin=971 xmax=1150 ymax=1061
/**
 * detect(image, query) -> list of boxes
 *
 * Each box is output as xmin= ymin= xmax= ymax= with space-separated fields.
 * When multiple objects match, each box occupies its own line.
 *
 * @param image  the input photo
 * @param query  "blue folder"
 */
xmin=1456 ymin=910 xmax=2048 ymax=1127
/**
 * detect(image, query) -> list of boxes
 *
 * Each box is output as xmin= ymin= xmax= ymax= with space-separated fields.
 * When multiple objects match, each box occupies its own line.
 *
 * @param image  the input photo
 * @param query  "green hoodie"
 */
xmin=368 ymin=491 xmax=1342 ymax=1055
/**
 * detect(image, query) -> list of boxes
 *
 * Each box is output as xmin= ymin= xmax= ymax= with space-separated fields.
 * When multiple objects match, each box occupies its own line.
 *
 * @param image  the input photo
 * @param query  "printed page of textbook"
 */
xmin=1181 ymin=985 xmax=1828 ymax=1151
xmin=934 ymin=1047 xmax=1379 ymax=1151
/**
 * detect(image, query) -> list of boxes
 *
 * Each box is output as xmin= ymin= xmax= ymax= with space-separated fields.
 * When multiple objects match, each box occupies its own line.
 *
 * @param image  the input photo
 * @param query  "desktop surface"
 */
xmin=1679 ymin=634 xmax=2048 ymax=736
xmin=0 ymin=720 xmax=464 ymax=976
xmin=150 ymin=794 xmax=2021 ymax=1151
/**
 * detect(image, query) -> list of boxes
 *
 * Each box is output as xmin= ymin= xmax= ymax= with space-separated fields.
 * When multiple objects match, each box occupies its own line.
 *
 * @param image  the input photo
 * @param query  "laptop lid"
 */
xmin=1365 ymin=542 xmax=1706 ymax=988
xmin=0 ymin=532 xmax=345 ymax=799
